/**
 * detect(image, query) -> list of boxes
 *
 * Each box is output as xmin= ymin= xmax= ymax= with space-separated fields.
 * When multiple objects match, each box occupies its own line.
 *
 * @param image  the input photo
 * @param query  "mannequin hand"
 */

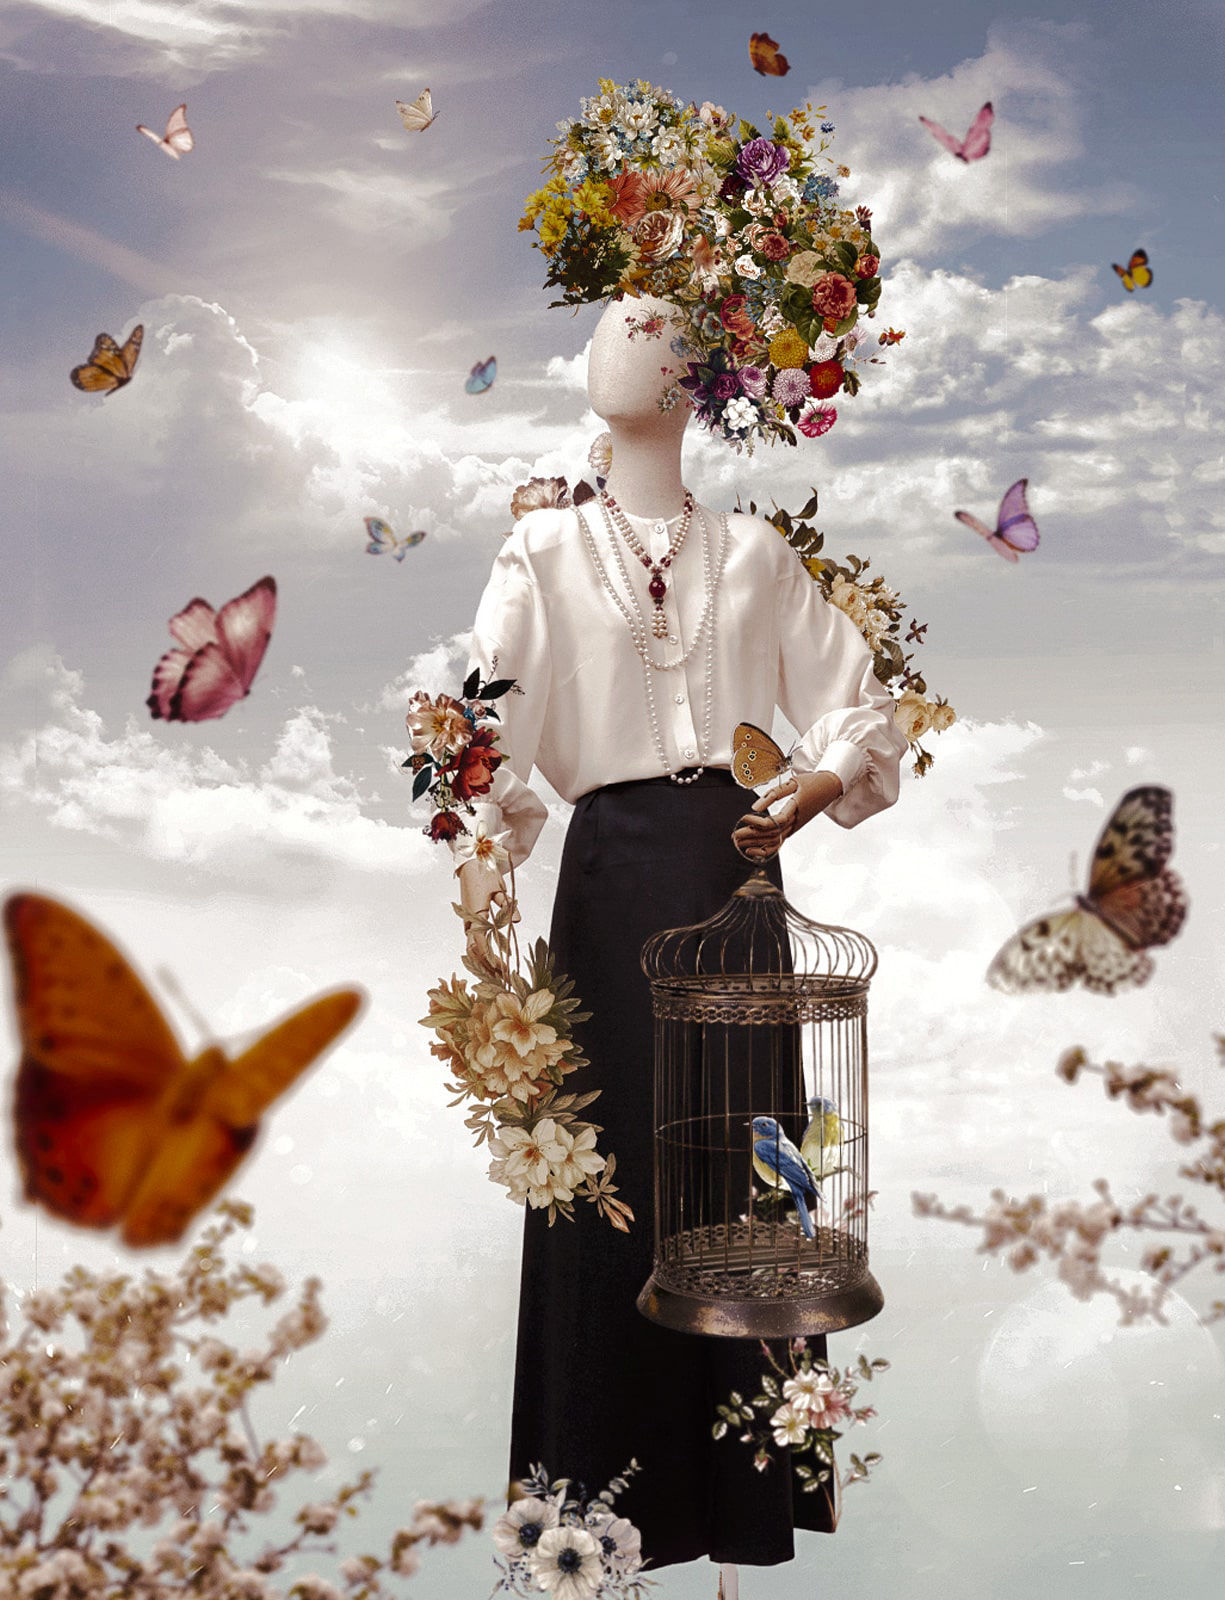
xmin=731 ymin=770 xmax=844 ymax=863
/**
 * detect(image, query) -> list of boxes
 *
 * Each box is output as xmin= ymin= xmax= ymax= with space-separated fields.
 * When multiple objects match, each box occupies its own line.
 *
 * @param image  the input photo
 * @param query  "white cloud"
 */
xmin=0 ymin=655 xmax=430 ymax=886
xmin=810 ymin=24 xmax=1137 ymax=261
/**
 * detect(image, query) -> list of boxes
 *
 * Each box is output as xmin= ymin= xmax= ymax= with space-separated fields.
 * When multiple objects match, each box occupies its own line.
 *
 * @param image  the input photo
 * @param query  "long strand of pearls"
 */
xmin=576 ymin=499 xmax=730 ymax=784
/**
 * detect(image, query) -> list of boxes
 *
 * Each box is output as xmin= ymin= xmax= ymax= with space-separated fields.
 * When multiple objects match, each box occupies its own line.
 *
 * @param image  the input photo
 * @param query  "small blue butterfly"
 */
xmin=465 ymin=356 xmax=497 ymax=395
xmin=364 ymin=517 xmax=426 ymax=561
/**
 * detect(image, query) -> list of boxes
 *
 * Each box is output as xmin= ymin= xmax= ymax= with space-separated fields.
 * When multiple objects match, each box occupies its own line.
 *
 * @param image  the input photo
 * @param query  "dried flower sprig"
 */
xmin=0 ymin=1200 xmax=482 ymax=1598
xmin=913 ymin=1036 xmax=1225 ymax=1325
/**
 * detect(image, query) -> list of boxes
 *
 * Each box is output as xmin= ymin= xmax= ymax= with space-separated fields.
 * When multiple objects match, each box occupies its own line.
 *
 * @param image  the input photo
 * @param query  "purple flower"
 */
xmin=738 ymin=365 xmax=767 ymax=398
xmin=772 ymin=368 xmax=811 ymax=408
xmin=736 ymin=137 xmax=790 ymax=188
xmin=712 ymin=373 xmax=739 ymax=400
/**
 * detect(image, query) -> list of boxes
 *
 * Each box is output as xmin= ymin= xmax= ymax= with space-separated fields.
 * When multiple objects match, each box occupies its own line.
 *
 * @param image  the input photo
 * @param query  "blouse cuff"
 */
xmin=807 ymin=738 xmax=867 ymax=797
xmin=447 ymin=783 xmax=549 ymax=871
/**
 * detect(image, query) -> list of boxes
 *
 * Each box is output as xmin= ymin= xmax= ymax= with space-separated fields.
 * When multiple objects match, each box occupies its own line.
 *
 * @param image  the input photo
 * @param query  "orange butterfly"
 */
xmin=70 ymin=325 xmax=143 ymax=395
xmin=4 ymin=893 xmax=363 ymax=1248
xmin=749 ymin=31 xmax=790 ymax=76
xmin=1112 ymin=249 xmax=1152 ymax=292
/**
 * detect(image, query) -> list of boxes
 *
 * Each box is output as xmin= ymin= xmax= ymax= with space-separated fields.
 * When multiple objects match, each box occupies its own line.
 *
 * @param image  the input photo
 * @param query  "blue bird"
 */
xmin=749 ymin=1116 xmax=819 ymax=1239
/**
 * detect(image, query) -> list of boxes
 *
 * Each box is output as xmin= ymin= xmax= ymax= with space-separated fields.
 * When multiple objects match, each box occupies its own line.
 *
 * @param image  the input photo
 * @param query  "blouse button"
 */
xmin=668 ymin=633 xmax=678 ymax=644
xmin=684 ymin=748 xmax=696 ymax=758
xmin=655 ymin=521 xmax=666 ymax=534
xmin=674 ymin=694 xmax=685 ymax=704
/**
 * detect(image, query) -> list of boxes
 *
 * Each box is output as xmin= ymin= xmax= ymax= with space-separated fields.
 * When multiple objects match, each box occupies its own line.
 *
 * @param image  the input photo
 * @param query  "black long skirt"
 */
xmin=509 ymin=768 xmax=836 ymax=1570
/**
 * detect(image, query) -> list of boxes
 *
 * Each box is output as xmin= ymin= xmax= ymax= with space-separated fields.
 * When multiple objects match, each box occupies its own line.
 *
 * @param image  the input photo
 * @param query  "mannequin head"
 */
xmin=587 ymin=294 xmax=691 ymax=445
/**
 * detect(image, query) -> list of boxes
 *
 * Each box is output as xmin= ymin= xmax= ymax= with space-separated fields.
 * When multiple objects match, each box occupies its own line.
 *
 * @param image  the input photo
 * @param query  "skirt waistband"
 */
xmin=578 ymin=767 xmax=737 ymax=804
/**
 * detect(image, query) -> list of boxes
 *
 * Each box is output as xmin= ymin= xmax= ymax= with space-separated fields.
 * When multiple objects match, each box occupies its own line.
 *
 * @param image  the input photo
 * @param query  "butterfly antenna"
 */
xmin=155 ymin=966 xmax=215 ymax=1045
xmin=1069 ymin=851 xmax=1079 ymax=894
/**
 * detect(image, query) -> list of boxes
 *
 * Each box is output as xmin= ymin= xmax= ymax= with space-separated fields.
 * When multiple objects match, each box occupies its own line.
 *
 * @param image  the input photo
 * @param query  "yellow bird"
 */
xmin=800 ymin=1094 xmax=843 ymax=1181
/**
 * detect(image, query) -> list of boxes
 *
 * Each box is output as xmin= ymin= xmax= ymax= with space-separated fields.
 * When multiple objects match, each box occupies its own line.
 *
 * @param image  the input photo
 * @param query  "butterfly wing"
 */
xmin=403 ymin=529 xmax=427 ymax=548
xmin=918 ymin=115 xmax=964 ymax=157
xmin=749 ymin=32 xmax=790 ymax=76
xmin=465 ymin=357 xmax=496 ymax=394
xmin=995 ymin=478 xmax=1039 ymax=553
xmin=148 ymin=647 xmax=192 ymax=719
xmin=1127 ymin=249 xmax=1151 ymax=289
xmin=955 ymin=508 xmax=1015 ymax=560
xmin=117 ymin=324 xmax=143 ymax=380
xmin=1086 ymin=785 xmax=1175 ymax=897
xmin=364 ymin=516 xmax=395 ymax=554
xmin=71 ymin=332 xmax=125 ymax=393
xmin=169 ymin=643 xmax=248 ymax=721
xmin=215 ymin=575 xmax=276 ymax=693
xmin=731 ymin=722 xmax=790 ymax=789
xmin=396 ymin=89 xmax=436 ymax=131
xmin=986 ymin=906 xmax=1150 ymax=994
xmin=120 ymin=989 xmax=361 ymax=1247
xmin=5 ymin=894 xmax=186 ymax=1228
xmin=168 ymin=596 xmax=220 ymax=651
xmin=164 ymin=103 xmax=194 ymax=155
xmin=960 ymin=102 xmax=994 ymax=161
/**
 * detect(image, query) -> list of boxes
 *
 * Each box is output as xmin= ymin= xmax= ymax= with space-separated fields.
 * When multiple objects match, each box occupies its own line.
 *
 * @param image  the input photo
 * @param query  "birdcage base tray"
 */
xmin=637 ymin=1268 xmax=884 ymax=1338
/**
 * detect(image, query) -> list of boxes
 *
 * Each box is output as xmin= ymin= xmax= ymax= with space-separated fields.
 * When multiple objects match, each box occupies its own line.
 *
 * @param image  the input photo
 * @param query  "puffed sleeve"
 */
xmin=455 ymin=531 xmax=552 ymax=867
xmin=775 ymin=561 xmax=908 ymax=829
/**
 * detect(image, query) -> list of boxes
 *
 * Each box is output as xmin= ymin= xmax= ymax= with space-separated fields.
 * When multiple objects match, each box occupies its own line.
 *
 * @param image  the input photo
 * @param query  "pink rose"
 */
xmin=632 ymin=209 xmax=685 ymax=265
xmin=809 ymin=272 xmax=858 ymax=321
xmin=759 ymin=231 xmax=791 ymax=261
xmin=854 ymin=253 xmax=880 ymax=279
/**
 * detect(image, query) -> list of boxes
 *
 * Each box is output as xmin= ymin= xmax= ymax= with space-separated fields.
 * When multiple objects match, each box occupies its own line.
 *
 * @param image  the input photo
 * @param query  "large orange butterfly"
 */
xmin=1112 ymin=249 xmax=1152 ymax=292
xmin=4 ymin=893 xmax=363 ymax=1247
xmin=70 ymin=325 xmax=143 ymax=395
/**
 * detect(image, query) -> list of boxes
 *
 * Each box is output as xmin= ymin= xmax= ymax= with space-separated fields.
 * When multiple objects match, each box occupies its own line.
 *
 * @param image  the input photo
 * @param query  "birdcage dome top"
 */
xmin=641 ymin=868 xmax=877 ymax=998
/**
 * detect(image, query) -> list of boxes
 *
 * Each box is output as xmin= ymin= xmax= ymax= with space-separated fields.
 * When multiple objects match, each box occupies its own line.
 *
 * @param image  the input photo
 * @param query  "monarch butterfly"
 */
xmin=136 ymin=103 xmax=194 ymax=159
xmin=70 ymin=325 xmax=143 ymax=395
xmin=4 ymin=892 xmax=363 ymax=1248
xmin=1112 ymin=250 xmax=1152 ymax=292
xmin=396 ymin=89 xmax=437 ymax=132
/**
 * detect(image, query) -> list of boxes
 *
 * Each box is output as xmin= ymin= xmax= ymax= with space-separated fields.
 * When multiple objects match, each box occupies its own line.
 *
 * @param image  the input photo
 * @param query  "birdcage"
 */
xmin=636 ymin=869 xmax=883 ymax=1339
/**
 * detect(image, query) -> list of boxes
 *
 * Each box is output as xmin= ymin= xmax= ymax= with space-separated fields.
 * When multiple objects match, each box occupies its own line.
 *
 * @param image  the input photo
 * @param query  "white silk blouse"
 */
xmin=457 ymin=500 xmax=908 ymax=866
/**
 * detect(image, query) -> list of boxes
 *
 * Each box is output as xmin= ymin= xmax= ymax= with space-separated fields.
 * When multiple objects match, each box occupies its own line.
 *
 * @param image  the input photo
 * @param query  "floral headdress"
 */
xmin=519 ymin=79 xmax=889 ymax=453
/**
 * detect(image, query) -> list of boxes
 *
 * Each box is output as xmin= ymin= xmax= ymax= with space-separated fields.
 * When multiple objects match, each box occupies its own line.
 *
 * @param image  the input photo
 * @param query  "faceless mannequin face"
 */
xmin=587 ymin=294 xmax=691 ymax=443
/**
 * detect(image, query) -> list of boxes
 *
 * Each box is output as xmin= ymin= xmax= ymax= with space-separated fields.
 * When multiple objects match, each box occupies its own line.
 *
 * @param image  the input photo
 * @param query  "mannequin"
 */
xmin=454 ymin=291 xmax=904 ymax=1586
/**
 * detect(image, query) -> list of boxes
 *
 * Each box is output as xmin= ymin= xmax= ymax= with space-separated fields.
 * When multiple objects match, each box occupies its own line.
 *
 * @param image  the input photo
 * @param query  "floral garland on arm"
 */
xmin=739 ymin=486 xmax=957 ymax=776
xmin=406 ymin=672 xmax=633 ymax=1232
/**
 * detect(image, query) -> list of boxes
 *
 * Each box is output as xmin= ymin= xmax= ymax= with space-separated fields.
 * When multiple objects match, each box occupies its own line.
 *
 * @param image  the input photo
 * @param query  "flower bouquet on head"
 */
xmin=520 ymin=79 xmax=893 ymax=453
xmin=406 ymin=671 xmax=633 ymax=1232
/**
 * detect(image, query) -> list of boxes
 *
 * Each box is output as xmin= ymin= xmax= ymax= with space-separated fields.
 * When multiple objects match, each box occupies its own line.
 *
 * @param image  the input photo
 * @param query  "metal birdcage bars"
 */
xmin=636 ymin=869 xmax=884 ymax=1338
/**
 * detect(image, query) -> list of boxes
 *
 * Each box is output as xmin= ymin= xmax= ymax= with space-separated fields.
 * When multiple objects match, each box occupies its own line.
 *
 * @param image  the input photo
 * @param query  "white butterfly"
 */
xmin=986 ymin=786 xmax=1188 ymax=996
xmin=395 ymin=89 xmax=437 ymax=132
xmin=136 ymin=103 xmax=194 ymax=160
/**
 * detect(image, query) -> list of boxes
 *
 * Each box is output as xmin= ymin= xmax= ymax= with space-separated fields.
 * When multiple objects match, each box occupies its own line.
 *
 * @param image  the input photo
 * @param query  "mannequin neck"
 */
xmin=600 ymin=419 xmax=687 ymax=520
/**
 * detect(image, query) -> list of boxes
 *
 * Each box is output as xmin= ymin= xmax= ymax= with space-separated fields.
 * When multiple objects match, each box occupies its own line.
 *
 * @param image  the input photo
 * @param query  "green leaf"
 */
xmin=463 ymin=668 xmax=480 ymax=699
xmin=712 ymin=1421 xmax=728 ymax=1441
xmin=827 ymin=240 xmax=858 ymax=273
xmin=412 ymin=767 xmax=434 ymax=801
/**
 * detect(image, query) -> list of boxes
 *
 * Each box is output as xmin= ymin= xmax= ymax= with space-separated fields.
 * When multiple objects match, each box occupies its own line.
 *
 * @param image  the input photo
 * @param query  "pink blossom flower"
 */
xmin=809 ymin=272 xmax=858 ymax=321
xmin=797 ymin=401 xmax=838 ymax=437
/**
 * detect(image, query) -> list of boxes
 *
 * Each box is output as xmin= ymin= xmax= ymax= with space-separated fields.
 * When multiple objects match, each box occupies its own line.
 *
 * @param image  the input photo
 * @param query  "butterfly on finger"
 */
xmin=730 ymin=722 xmax=796 ymax=791
xmin=137 ymin=103 xmax=194 ymax=159
xmin=986 ymin=786 xmax=1188 ymax=996
xmin=3 ymin=893 xmax=363 ymax=1248
xmin=71 ymin=324 xmax=143 ymax=395
xmin=364 ymin=517 xmax=426 ymax=561
xmin=955 ymin=478 xmax=1039 ymax=562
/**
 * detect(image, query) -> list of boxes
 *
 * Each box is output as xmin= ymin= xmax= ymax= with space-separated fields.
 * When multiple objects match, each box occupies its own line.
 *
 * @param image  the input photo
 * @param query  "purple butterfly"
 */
xmin=955 ymin=479 xmax=1039 ymax=563
xmin=919 ymin=102 xmax=994 ymax=162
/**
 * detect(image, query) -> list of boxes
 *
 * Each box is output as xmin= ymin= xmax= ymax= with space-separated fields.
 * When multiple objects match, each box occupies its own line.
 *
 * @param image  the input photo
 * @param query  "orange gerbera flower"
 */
xmin=640 ymin=167 xmax=699 ymax=215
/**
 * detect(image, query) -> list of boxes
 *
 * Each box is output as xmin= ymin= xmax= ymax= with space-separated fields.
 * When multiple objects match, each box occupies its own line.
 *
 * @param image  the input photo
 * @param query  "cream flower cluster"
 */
xmin=491 ymin=1472 xmax=647 ymax=1600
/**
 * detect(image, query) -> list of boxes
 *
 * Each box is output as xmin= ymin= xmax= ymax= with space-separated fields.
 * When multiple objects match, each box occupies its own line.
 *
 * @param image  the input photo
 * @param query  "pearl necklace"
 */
xmin=577 ymin=498 xmax=731 ymax=785
xmin=600 ymin=489 xmax=694 ymax=638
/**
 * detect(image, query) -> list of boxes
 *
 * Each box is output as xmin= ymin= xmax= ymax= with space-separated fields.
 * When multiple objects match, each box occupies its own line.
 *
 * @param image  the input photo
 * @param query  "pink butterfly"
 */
xmin=136 ymin=103 xmax=194 ymax=160
xmin=919 ymin=101 xmax=993 ymax=162
xmin=148 ymin=576 xmax=277 ymax=721
xmin=955 ymin=479 xmax=1039 ymax=563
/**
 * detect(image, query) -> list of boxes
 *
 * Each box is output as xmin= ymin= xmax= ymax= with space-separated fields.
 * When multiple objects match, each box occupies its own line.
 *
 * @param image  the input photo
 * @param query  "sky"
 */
xmin=1 ymin=0 xmax=1223 ymax=1594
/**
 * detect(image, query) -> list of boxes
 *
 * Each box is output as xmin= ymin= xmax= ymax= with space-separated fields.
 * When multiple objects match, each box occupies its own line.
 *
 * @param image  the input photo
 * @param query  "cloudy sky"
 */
xmin=1 ymin=0 xmax=1223 ymax=1593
